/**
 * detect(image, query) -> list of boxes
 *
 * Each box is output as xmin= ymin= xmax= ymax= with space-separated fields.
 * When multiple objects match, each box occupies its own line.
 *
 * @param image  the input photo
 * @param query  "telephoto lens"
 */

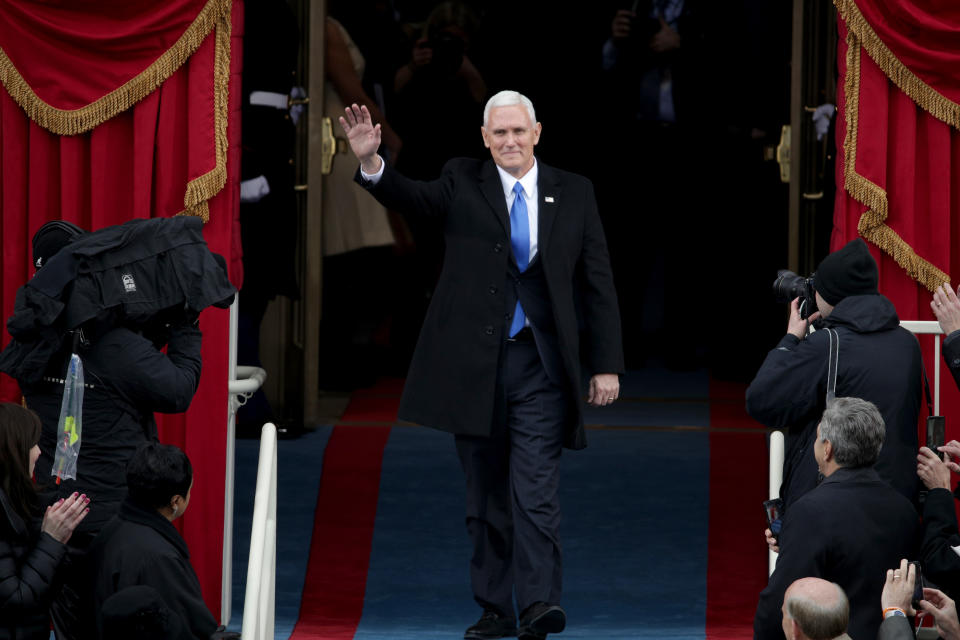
xmin=772 ymin=270 xmax=819 ymax=319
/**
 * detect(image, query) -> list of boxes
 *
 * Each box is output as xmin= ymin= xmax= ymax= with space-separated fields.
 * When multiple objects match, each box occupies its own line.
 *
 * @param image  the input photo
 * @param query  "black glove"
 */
xmin=210 ymin=626 xmax=241 ymax=640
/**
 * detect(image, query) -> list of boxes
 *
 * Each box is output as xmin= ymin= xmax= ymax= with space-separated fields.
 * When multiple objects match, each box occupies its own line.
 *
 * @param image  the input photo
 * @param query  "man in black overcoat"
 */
xmin=753 ymin=397 xmax=919 ymax=640
xmin=339 ymin=90 xmax=624 ymax=640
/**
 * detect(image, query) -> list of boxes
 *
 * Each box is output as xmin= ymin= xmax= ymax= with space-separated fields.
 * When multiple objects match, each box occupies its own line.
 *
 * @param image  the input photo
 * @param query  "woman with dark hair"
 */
xmin=86 ymin=442 xmax=225 ymax=640
xmin=0 ymin=402 xmax=88 ymax=639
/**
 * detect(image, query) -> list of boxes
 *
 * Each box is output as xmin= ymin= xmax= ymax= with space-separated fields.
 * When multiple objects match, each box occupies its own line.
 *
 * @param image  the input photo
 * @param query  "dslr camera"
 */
xmin=773 ymin=270 xmax=819 ymax=319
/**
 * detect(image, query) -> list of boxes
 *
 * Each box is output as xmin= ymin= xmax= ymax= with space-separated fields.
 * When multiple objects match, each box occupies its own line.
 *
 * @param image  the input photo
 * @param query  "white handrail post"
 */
xmin=223 ymin=294 xmax=239 ymax=624
xmin=224 ymin=293 xmax=269 ymax=626
xmin=768 ymin=431 xmax=784 ymax=577
xmin=242 ymin=422 xmax=278 ymax=640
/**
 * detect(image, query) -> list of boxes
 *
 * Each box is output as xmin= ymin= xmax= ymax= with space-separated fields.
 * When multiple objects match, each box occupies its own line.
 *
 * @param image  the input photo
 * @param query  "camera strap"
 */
xmin=825 ymin=328 xmax=839 ymax=403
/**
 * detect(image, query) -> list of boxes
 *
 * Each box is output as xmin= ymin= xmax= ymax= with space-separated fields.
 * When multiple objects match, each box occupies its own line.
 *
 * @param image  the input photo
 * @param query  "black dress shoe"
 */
xmin=518 ymin=602 xmax=566 ymax=638
xmin=464 ymin=610 xmax=518 ymax=639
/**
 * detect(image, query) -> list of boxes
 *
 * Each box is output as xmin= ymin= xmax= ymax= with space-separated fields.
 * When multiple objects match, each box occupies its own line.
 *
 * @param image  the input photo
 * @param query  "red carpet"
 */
xmin=706 ymin=378 xmax=770 ymax=639
xmin=288 ymin=383 xmax=399 ymax=639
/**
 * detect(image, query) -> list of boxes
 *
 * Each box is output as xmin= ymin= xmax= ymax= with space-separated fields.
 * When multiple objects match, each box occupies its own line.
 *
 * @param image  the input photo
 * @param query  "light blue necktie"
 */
xmin=509 ymin=181 xmax=529 ymax=338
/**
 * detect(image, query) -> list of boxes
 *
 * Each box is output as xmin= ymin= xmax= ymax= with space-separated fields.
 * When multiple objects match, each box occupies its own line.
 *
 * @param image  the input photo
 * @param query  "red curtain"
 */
xmin=833 ymin=1 xmax=960 ymax=434
xmin=0 ymin=0 xmax=243 ymax=619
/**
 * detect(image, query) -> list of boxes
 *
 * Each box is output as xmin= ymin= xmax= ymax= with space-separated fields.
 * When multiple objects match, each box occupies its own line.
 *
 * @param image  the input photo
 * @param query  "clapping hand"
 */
xmin=338 ymin=103 xmax=383 ymax=174
xmin=41 ymin=493 xmax=89 ymax=544
xmin=932 ymin=284 xmax=960 ymax=336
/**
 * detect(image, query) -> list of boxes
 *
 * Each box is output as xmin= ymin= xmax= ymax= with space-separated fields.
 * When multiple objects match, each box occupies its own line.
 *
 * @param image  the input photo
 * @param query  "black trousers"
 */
xmin=455 ymin=336 xmax=567 ymax=616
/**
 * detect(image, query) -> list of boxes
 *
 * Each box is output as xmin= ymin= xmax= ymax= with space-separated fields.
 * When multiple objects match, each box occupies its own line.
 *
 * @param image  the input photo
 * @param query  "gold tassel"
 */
xmin=840 ymin=23 xmax=950 ymax=292
xmin=835 ymin=0 xmax=960 ymax=131
xmin=182 ymin=9 xmax=231 ymax=223
xmin=0 ymin=0 xmax=230 ymax=137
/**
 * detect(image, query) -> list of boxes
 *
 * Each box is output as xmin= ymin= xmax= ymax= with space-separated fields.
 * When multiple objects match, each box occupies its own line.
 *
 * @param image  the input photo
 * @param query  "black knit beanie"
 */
xmin=814 ymin=238 xmax=878 ymax=306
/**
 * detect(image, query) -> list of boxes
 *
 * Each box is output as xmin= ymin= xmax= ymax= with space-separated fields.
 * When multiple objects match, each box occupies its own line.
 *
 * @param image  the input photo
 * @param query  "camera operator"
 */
xmin=747 ymin=238 xmax=922 ymax=508
xmin=15 ymin=221 xmax=205 ymax=640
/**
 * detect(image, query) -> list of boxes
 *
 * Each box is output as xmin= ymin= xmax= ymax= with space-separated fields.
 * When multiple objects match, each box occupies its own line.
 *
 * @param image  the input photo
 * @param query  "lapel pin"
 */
xmin=544 ymin=196 xmax=554 ymax=203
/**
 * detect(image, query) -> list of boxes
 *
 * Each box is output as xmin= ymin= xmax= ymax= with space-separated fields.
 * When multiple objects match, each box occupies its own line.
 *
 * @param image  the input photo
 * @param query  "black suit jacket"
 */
xmin=357 ymin=157 xmax=623 ymax=449
xmin=753 ymin=467 xmax=919 ymax=640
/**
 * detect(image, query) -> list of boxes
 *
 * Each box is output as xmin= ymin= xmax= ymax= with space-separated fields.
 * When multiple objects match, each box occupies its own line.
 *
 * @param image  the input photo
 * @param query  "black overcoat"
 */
xmin=753 ymin=467 xmax=919 ymax=640
xmin=85 ymin=499 xmax=217 ymax=640
xmin=358 ymin=157 xmax=624 ymax=449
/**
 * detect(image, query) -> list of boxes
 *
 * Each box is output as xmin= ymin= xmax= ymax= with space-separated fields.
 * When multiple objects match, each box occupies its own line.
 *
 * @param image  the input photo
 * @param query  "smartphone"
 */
xmin=910 ymin=561 xmax=925 ymax=609
xmin=763 ymin=498 xmax=783 ymax=540
xmin=927 ymin=416 xmax=946 ymax=457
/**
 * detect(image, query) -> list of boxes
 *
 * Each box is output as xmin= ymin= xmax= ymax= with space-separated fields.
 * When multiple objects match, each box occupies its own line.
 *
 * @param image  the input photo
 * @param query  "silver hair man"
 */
xmin=817 ymin=397 xmax=885 ymax=469
xmin=482 ymin=90 xmax=536 ymax=129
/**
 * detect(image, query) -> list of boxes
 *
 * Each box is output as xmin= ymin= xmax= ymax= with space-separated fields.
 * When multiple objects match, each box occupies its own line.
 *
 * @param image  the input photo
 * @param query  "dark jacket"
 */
xmin=0 ymin=489 xmax=67 ymax=640
xmin=943 ymin=330 xmax=960 ymax=393
xmin=357 ymin=158 xmax=624 ymax=449
xmin=86 ymin=498 xmax=217 ymax=640
xmin=919 ymin=487 xmax=960 ymax=600
xmin=753 ymin=467 xmax=919 ymax=640
xmin=746 ymin=294 xmax=922 ymax=506
xmin=877 ymin=615 xmax=913 ymax=640
xmin=24 ymin=324 xmax=202 ymax=534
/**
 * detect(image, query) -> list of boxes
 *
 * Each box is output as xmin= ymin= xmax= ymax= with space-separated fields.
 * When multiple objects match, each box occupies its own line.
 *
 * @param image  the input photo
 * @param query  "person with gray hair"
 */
xmin=339 ymin=89 xmax=623 ymax=640
xmin=754 ymin=397 xmax=919 ymax=640
xmin=780 ymin=577 xmax=850 ymax=640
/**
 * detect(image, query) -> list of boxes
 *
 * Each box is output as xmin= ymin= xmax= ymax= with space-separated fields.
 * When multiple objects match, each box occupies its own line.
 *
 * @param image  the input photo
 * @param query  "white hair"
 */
xmin=483 ymin=90 xmax=537 ymax=128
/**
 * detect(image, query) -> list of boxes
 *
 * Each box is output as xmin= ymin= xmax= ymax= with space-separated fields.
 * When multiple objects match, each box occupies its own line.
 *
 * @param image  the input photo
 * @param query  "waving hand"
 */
xmin=339 ymin=103 xmax=383 ymax=174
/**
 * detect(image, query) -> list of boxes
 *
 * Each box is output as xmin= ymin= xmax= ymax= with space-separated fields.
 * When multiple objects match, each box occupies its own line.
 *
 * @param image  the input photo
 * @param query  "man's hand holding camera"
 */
xmin=787 ymin=297 xmax=822 ymax=340
xmin=918 ymin=444 xmax=953 ymax=491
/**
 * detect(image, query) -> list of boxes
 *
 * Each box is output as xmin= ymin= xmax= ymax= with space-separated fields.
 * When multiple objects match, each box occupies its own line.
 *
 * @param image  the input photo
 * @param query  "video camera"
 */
xmin=772 ymin=270 xmax=819 ymax=319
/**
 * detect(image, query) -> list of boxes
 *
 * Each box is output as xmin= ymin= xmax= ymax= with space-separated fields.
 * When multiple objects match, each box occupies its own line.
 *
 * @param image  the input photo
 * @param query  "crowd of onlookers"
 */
xmin=750 ymin=239 xmax=960 ymax=639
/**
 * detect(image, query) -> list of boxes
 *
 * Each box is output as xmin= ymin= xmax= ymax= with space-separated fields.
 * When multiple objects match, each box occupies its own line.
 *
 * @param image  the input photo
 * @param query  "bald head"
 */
xmin=781 ymin=578 xmax=849 ymax=640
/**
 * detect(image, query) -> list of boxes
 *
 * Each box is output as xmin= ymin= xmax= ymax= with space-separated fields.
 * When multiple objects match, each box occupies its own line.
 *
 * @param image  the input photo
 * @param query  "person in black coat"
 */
xmin=747 ymin=238 xmax=923 ymax=508
xmin=0 ymin=403 xmax=88 ymax=640
xmin=753 ymin=397 xmax=919 ymax=640
xmin=916 ymin=442 xmax=960 ymax=601
xmin=85 ymin=442 xmax=218 ymax=640
xmin=339 ymin=92 xmax=623 ymax=639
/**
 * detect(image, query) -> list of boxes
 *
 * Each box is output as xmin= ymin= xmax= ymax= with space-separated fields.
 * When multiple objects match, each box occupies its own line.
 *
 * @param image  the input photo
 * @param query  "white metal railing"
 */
xmin=768 ymin=431 xmax=784 ymax=577
xmin=223 ymin=295 xmax=267 ymax=624
xmin=766 ymin=320 xmax=943 ymax=577
xmin=900 ymin=320 xmax=943 ymax=414
xmin=242 ymin=422 xmax=278 ymax=640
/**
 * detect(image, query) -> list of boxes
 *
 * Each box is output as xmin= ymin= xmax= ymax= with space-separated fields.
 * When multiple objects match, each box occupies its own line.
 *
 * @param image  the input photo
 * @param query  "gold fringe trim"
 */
xmin=835 ymin=0 xmax=960 ymax=130
xmin=182 ymin=9 xmax=231 ymax=223
xmin=0 ymin=0 xmax=230 ymax=136
xmin=841 ymin=25 xmax=949 ymax=292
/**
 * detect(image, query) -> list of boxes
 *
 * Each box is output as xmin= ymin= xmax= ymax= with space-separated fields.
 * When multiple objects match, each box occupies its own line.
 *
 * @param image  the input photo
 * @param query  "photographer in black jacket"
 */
xmin=747 ymin=238 xmax=923 ymax=508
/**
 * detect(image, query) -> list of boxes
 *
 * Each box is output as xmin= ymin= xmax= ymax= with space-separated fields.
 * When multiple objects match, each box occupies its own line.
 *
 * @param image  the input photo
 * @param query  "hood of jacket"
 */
xmin=819 ymin=294 xmax=901 ymax=334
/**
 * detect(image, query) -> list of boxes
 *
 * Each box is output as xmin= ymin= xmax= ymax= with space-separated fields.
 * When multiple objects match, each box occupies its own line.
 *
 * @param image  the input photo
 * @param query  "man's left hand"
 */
xmin=881 ymin=558 xmax=917 ymax=617
xmin=588 ymin=374 xmax=620 ymax=407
